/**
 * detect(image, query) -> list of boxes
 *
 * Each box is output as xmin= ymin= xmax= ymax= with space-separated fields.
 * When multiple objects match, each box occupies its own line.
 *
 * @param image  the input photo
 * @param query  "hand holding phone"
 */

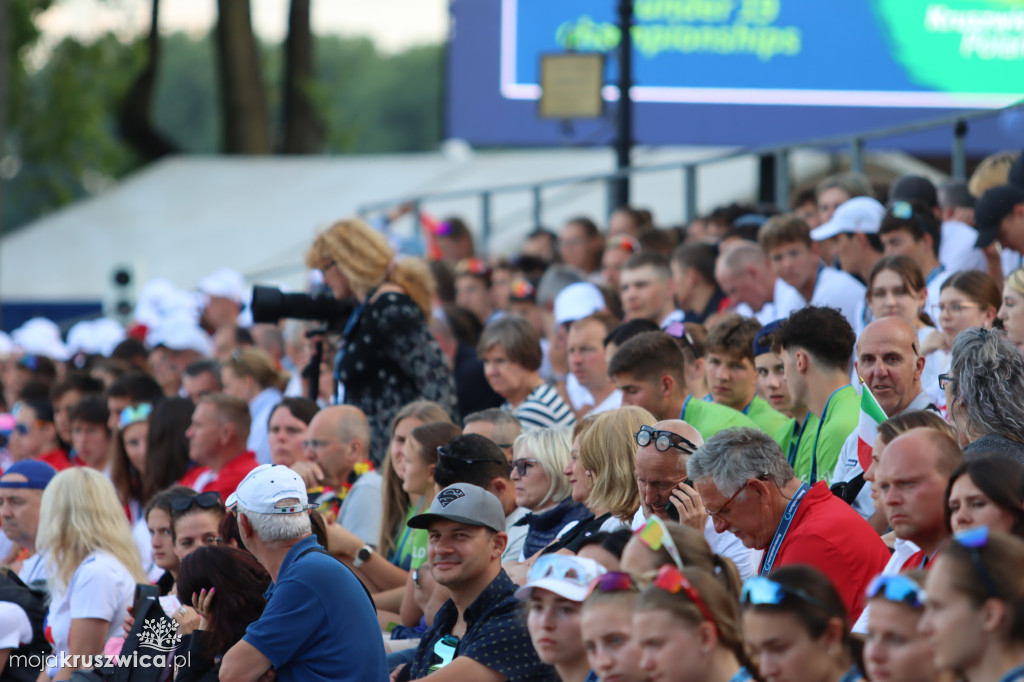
xmin=665 ymin=479 xmax=705 ymax=531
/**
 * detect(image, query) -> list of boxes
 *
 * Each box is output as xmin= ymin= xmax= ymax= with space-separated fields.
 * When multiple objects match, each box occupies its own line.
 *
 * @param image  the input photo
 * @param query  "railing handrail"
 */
xmin=359 ymin=99 xmax=1024 ymax=215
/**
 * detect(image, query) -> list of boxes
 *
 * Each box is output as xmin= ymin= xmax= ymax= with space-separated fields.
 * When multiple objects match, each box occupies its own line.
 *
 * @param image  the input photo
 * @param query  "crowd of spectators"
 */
xmin=1 ymin=150 xmax=1024 ymax=682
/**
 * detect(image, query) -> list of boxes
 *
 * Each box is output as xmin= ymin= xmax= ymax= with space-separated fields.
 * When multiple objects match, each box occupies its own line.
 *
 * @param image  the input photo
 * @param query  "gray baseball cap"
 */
xmin=407 ymin=483 xmax=505 ymax=533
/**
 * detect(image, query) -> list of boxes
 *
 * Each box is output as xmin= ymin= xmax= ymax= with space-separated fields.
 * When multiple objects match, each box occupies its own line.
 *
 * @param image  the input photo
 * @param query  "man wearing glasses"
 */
xmin=689 ymin=427 xmax=889 ymax=621
xmin=631 ymin=421 xmax=761 ymax=579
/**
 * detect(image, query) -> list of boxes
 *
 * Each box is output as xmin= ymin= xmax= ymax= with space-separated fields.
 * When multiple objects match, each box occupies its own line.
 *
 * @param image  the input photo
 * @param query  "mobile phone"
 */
xmin=133 ymin=583 xmax=160 ymax=614
xmin=664 ymin=480 xmax=694 ymax=521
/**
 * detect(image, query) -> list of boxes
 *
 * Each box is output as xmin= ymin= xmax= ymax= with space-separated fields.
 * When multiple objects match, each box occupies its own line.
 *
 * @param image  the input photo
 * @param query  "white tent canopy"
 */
xmin=2 ymin=146 xmax=930 ymax=306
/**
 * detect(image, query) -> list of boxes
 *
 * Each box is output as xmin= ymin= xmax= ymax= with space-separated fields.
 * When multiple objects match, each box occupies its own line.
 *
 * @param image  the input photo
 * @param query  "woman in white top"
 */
xmin=37 ymin=467 xmax=146 ymax=680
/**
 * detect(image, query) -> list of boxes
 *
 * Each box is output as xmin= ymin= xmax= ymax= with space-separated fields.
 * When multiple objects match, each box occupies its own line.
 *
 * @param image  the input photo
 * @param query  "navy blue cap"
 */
xmin=0 ymin=459 xmax=57 ymax=490
xmin=975 ymin=184 xmax=1024 ymax=248
xmin=753 ymin=320 xmax=785 ymax=357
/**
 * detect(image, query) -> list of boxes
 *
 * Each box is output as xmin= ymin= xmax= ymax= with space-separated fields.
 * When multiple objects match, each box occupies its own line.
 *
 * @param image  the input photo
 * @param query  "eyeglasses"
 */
xmin=938 ymin=373 xmax=954 ymax=390
xmin=607 ymin=235 xmax=641 ymax=254
xmin=455 ymin=258 xmax=490 ymax=278
xmin=429 ymin=634 xmax=459 ymax=673
xmin=169 ymin=491 xmax=224 ymax=514
xmin=939 ymin=302 xmax=982 ymax=314
xmin=586 ymin=571 xmax=639 ymax=598
xmin=634 ymin=425 xmax=699 ymax=455
xmin=527 ymin=555 xmax=605 ymax=588
xmin=302 ymin=438 xmax=337 ymax=451
xmin=866 ymin=574 xmax=925 ymax=609
xmin=511 ymin=458 xmax=539 ymax=477
xmin=634 ymin=515 xmax=684 ymax=570
xmin=13 ymin=422 xmax=42 ymax=437
xmin=664 ymin=321 xmax=698 ymax=355
xmin=889 ymin=201 xmax=916 ymax=221
xmin=119 ymin=403 xmax=152 ymax=429
xmin=741 ymin=576 xmax=830 ymax=611
xmin=652 ymin=564 xmax=719 ymax=635
xmin=952 ymin=526 xmax=998 ymax=597
xmin=705 ymin=480 xmax=755 ymax=521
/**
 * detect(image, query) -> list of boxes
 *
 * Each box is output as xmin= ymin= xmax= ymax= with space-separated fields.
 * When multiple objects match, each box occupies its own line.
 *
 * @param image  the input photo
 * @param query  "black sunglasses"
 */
xmin=634 ymin=425 xmax=699 ymax=454
xmin=436 ymin=445 xmax=505 ymax=467
xmin=169 ymin=491 xmax=224 ymax=514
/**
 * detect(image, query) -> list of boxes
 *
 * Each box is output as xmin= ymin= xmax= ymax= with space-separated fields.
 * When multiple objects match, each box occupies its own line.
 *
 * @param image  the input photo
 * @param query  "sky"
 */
xmin=35 ymin=0 xmax=450 ymax=52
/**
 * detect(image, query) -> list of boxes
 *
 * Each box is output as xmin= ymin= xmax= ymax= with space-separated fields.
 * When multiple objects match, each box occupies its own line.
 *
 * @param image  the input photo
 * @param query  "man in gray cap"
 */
xmin=397 ymin=483 xmax=554 ymax=681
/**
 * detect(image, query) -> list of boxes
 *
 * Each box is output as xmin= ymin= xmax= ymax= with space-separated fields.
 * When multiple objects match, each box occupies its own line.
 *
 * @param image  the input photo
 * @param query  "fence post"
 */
xmin=684 ymin=165 xmax=697 ymax=222
xmin=481 ymin=192 xmax=492 ymax=254
xmin=850 ymin=137 xmax=865 ymax=174
xmin=952 ymin=119 xmax=968 ymax=181
xmin=775 ymin=149 xmax=790 ymax=211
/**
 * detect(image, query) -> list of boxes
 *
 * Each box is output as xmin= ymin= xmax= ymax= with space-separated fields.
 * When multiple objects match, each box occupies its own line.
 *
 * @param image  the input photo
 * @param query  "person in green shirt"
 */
xmin=608 ymin=330 xmax=757 ymax=439
xmin=752 ymin=320 xmax=819 ymax=470
xmin=705 ymin=314 xmax=791 ymax=445
xmin=776 ymin=306 xmax=860 ymax=484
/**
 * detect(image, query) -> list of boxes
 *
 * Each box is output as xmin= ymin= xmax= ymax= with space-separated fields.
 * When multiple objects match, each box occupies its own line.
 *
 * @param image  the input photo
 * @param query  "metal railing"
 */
xmin=359 ymin=100 xmax=1024 ymax=251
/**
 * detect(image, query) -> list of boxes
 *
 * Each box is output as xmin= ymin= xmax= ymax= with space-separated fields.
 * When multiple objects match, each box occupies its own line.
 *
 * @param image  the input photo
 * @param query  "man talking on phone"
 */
xmin=630 ymin=419 xmax=761 ymax=578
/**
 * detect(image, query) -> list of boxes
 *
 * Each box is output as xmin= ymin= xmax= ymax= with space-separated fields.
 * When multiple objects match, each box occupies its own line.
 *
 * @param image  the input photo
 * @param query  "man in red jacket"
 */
xmin=179 ymin=393 xmax=257 ymax=499
xmin=690 ymin=426 xmax=890 ymax=620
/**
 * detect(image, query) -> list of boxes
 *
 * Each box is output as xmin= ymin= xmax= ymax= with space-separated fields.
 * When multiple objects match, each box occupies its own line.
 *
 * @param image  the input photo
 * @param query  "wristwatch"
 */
xmin=354 ymin=545 xmax=373 ymax=567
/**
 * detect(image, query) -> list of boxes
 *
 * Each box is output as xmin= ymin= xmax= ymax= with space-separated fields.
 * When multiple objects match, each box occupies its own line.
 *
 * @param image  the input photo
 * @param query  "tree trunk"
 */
xmin=119 ymin=0 xmax=180 ymax=161
xmin=281 ymin=0 xmax=323 ymax=154
xmin=215 ymin=0 xmax=271 ymax=154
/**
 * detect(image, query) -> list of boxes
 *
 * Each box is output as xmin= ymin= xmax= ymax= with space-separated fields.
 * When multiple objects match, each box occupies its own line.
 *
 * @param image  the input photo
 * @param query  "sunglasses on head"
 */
xmin=527 ymin=555 xmax=604 ymax=588
xmin=652 ymin=564 xmax=719 ymax=635
xmin=741 ymin=576 xmax=830 ymax=611
xmin=169 ymin=491 xmax=224 ymax=514
xmin=634 ymin=514 xmax=684 ymax=570
xmin=586 ymin=571 xmax=639 ymax=599
xmin=953 ymin=525 xmax=999 ymax=597
xmin=436 ymin=445 xmax=504 ymax=467
xmin=429 ymin=634 xmax=459 ymax=673
xmin=634 ymin=425 xmax=698 ymax=454
xmin=866 ymin=574 xmax=925 ymax=609
xmin=119 ymin=403 xmax=152 ymax=429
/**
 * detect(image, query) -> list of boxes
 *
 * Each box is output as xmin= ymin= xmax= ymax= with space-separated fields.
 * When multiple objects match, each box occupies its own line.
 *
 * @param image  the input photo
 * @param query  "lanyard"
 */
xmin=925 ymin=264 xmax=946 ymax=286
xmin=759 ymin=482 xmax=810 ymax=576
xmin=729 ymin=668 xmax=753 ymax=682
xmin=998 ymin=664 xmax=1024 ymax=682
xmin=810 ymin=385 xmax=849 ymax=484
xmin=742 ymin=399 xmax=753 ymax=416
xmin=680 ymin=394 xmax=693 ymax=420
xmin=392 ymin=496 xmax=425 ymax=561
xmin=332 ymin=293 xmax=373 ymax=403
xmin=839 ymin=666 xmax=862 ymax=682
xmin=788 ymin=413 xmax=811 ymax=466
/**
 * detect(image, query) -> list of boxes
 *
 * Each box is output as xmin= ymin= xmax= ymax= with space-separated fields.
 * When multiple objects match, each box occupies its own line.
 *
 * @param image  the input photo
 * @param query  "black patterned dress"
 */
xmin=334 ymin=291 xmax=457 ymax=464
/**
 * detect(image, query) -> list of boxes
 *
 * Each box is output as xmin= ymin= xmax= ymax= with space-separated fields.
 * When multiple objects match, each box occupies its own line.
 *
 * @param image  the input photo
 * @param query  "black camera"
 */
xmin=250 ymin=285 xmax=354 ymax=329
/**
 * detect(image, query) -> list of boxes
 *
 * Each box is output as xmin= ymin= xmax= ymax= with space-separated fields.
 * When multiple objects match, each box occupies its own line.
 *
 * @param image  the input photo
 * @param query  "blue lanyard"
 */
xmin=742 ymin=399 xmax=753 ymax=416
xmin=680 ymin=394 xmax=693 ymax=420
xmin=925 ymin=264 xmax=946 ymax=286
xmin=788 ymin=413 xmax=811 ymax=466
xmin=810 ymin=385 xmax=849 ymax=484
xmin=998 ymin=664 xmax=1024 ymax=682
xmin=332 ymin=295 xmax=372 ymax=403
xmin=839 ymin=666 xmax=863 ymax=682
xmin=759 ymin=482 xmax=811 ymax=576
xmin=729 ymin=668 xmax=753 ymax=682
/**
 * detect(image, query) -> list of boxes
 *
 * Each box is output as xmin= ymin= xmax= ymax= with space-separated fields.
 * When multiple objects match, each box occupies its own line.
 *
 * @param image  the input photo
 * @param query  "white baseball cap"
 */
xmin=200 ymin=268 xmax=247 ymax=303
xmin=148 ymin=314 xmax=213 ymax=356
xmin=810 ymin=196 xmax=886 ymax=241
xmin=225 ymin=464 xmax=312 ymax=514
xmin=554 ymin=282 xmax=606 ymax=326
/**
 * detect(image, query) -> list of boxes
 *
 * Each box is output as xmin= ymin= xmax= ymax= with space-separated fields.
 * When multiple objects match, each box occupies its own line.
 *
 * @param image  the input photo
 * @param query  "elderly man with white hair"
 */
xmin=219 ymin=464 xmax=387 ymax=682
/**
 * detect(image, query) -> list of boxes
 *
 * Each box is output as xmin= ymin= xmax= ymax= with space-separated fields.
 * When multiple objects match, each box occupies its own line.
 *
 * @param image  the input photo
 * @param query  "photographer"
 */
xmin=305 ymin=218 xmax=457 ymax=464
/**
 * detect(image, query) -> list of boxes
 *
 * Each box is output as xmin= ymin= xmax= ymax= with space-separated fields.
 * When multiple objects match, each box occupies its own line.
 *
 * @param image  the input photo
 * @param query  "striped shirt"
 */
xmin=508 ymin=384 xmax=575 ymax=431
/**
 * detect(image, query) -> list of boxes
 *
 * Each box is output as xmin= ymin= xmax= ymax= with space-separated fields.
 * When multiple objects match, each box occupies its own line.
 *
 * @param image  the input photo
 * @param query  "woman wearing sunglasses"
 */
xmin=920 ymin=527 xmax=1024 ymax=682
xmin=945 ymin=456 xmax=1024 ymax=536
xmin=511 ymin=427 xmax=590 ymax=560
xmin=634 ymin=564 xmax=758 ymax=682
xmin=581 ymin=571 xmax=647 ymax=682
xmin=863 ymin=573 xmax=939 ymax=682
xmin=516 ymin=555 xmax=607 ymax=682
xmin=621 ymin=515 xmax=743 ymax=598
xmin=742 ymin=565 xmax=862 ymax=682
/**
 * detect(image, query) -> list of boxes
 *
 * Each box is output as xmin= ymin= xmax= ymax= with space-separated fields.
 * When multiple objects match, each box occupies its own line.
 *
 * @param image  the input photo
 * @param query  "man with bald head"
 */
xmin=830 ymin=317 xmax=935 ymax=527
xmin=714 ymin=242 xmax=803 ymax=325
xmin=630 ymin=419 xmax=760 ymax=578
xmin=303 ymin=405 xmax=383 ymax=548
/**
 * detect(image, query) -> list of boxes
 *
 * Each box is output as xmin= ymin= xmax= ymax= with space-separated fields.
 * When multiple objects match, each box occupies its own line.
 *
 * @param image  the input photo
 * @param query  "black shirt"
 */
xmin=403 ymin=569 xmax=556 ymax=681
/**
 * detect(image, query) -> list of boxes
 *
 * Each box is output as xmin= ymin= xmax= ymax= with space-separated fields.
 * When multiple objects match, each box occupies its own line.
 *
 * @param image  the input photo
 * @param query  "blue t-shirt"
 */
xmin=243 ymin=535 xmax=388 ymax=682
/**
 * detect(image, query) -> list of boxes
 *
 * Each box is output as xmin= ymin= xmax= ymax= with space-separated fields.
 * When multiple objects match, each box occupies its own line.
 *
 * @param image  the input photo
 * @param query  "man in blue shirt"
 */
xmin=220 ymin=464 xmax=387 ymax=682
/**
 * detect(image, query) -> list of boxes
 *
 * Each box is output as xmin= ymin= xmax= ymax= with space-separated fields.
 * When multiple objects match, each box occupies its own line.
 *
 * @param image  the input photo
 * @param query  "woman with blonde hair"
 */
xmin=306 ymin=218 xmax=456 ymax=459
xmin=222 ymin=346 xmax=290 ymax=464
xmin=512 ymin=426 xmax=590 ymax=559
xmin=998 ymin=267 xmax=1024 ymax=353
xmin=37 ymin=467 xmax=147 ymax=680
xmin=547 ymin=406 xmax=651 ymax=554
